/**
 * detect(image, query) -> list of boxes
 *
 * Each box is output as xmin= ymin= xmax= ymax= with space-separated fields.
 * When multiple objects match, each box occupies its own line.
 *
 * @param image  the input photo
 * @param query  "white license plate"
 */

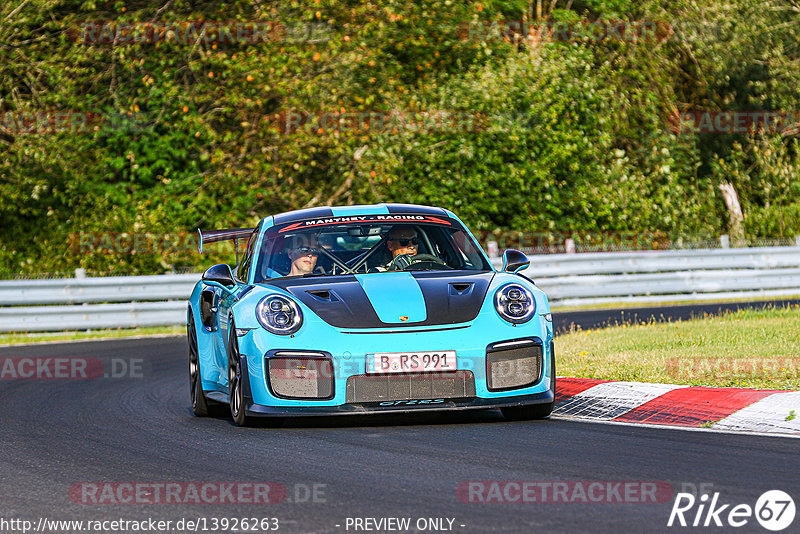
xmin=365 ymin=351 xmax=457 ymax=374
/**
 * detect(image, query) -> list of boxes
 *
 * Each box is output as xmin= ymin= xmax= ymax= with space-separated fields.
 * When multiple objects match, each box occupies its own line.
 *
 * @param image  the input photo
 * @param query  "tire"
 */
xmin=228 ymin=319 xmax=254 ymax=427
xmin=188 ymin=317 xmax=211 ymax=417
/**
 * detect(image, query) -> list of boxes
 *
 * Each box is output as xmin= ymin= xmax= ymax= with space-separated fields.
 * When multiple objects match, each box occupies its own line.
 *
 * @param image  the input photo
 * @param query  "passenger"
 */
xmin=287 ymin=237 xmax=321 ymax=276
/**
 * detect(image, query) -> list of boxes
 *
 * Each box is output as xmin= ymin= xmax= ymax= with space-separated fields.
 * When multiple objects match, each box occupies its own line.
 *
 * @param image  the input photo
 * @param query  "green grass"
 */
xmin=556 ymin=305 xmax=800 ymax=389
xmin=0 ymin=325 xmax=184 ymax=346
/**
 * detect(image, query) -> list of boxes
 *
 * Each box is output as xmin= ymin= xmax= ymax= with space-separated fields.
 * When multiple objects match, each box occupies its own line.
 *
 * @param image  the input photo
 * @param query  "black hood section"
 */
xmin=263 ymin=271 xmax=494 ymax=329
xmin=265 ymin=276 xmax=382 ymax=329
xmin=412 ymin=271 xmax=494 ymax=326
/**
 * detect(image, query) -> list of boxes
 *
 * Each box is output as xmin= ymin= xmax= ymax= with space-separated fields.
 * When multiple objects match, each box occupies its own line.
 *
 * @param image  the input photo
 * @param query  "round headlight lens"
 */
xmin=507 ymin=288 xmax=523 ymax=301
xmin=494 ymin=284 xmax=535 ymax=324
xmin=508 ymin=301 xmax=525 ymax=316
xmin=256 ymin=295 xmax=303 ymax=335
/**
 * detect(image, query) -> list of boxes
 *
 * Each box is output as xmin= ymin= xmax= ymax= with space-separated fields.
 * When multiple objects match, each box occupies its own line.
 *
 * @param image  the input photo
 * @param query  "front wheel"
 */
xmin=228 ymin=319 xmax=254 ymax=427
xmin=188 ymin=318 xmax=210 ymax=416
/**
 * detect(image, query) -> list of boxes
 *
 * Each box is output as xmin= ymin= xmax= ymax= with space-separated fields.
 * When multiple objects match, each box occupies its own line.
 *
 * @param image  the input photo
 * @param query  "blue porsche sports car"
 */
xmin=187 ymin=204 xmax=555 ymax=426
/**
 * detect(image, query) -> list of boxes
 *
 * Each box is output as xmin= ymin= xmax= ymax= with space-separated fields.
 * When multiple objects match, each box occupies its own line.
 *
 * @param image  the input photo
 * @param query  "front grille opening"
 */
xmin=346 ymin=370 xmax=476 ymax=403
xmin=267 ymin=356 xmax=334 ymax=400
xmin=486 ymin=341 xmax=543 ymax=391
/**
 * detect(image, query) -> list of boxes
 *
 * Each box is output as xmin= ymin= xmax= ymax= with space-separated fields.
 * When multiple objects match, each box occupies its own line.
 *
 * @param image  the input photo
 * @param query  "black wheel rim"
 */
xmin=188 ymin=321 xmax=200 ymax=409
xmin=229 ymin=331 xmax=242 ymax=417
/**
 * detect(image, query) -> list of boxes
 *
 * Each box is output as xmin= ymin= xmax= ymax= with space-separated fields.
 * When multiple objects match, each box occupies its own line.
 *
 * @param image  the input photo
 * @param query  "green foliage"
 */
xmin=0 ymin=0 xmax=799 ymax=275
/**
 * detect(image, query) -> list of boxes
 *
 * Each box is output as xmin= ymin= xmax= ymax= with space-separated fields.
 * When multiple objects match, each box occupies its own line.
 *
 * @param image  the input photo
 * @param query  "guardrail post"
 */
xmin=720 ymin=235 xmax=730 ymax=249
xmin=565 ymin=238 xmax=576 ymax=254
xmin=796 ymin=235 xmax=800 ymax=247
xmin=75 ymin=268 xmax=86 ymax=279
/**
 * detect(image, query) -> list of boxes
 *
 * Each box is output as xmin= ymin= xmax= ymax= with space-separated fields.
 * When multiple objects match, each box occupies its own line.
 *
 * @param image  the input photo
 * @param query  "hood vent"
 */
xmin=306 ymin=289 xmax=337 ymax=302
xmin=449 ymin=282 xmax=474 ymax=295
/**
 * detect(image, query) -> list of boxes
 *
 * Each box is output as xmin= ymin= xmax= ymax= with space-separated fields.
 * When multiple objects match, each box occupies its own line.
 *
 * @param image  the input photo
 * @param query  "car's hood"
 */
xmin=262 ymin=271 xmax=494 ymax=329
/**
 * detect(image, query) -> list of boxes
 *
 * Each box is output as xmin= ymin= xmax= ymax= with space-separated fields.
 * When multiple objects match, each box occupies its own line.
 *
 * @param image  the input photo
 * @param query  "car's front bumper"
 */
xmin=226 ymin=285 xmax=555 ymax=415
xmin=234 ymin=335 xmax=555 ymax=418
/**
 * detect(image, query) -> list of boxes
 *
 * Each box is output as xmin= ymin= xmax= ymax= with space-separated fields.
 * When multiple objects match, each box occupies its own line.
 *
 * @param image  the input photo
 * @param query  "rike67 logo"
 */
xmin=668 ymin=490 xmax=795 ymax=531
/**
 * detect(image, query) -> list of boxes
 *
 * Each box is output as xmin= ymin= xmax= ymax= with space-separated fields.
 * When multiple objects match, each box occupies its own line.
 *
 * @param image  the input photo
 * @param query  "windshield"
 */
xmin=252 ymin=216 xmax=491 ymax=282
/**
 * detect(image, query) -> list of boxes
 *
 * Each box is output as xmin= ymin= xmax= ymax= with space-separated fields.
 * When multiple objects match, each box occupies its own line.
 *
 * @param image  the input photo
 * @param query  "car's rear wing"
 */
xmin=197 ymin=228 xmax=255 ymax=263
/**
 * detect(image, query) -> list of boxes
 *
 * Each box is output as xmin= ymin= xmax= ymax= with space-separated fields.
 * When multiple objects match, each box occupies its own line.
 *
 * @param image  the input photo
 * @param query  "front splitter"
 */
xmin=244 ymin=389 xmax=554 ymax=417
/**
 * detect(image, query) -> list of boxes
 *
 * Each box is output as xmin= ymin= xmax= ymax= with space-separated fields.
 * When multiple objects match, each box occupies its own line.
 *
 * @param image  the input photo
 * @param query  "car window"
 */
xmin=253 ymin=218 xmax=491 ymax=282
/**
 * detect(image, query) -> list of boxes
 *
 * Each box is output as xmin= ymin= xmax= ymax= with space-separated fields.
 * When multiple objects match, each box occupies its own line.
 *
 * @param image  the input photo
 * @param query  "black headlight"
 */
xmin=494 ymin=284 xmax=536 ymax=324
xmin=256 ymin=295 xmax=303 ymax=335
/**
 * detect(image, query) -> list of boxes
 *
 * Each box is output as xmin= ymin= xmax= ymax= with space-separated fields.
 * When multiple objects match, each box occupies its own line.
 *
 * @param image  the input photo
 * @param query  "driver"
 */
xmin=375 ymin=225 xmax=420 ymax=271
xmin=387 ymin=225 xmax=419 ymax=259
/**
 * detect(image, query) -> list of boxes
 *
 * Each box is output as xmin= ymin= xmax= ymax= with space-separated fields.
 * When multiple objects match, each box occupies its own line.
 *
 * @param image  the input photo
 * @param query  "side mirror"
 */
xmin=202 ymin=264 xmax=236 ymax=292
xmin=502 ymin=249 xmax=530 ymax=273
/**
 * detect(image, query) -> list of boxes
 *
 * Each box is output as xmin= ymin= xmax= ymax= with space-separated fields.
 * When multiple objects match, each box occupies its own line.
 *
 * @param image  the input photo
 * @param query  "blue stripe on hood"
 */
xmin=354 ymin=272 xmax=427 ymax=324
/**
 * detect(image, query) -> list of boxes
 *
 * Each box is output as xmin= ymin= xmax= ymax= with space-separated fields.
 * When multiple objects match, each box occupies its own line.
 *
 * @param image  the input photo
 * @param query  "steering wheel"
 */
xmin=388 ymin=253 xmax=448 ymax=271
xmin=409 ymin=253 xmax=446 ymax=265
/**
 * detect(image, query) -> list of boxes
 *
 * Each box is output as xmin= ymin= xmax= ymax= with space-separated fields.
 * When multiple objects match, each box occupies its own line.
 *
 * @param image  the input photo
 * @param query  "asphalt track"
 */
xmin=1 ymin=302 xmax=799 ymax=533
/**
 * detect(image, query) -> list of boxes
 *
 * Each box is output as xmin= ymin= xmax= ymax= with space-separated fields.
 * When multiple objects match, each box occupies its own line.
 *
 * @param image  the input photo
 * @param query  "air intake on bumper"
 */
xmin=346 ymin=371 xmax=476 ymax=403
xmin=267 ymin=352 xmax=334 ymax=400
xmin=485 ymin=339 xmax=543 ymax=391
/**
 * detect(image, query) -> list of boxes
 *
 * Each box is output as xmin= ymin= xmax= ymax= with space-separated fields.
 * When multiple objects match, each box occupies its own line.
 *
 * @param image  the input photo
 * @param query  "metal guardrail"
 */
xmin=0 ymin=301 xmax=187 ymax=332
xmin=1 ymin=245 xmax=800 ymax=331
xmin=0 ymin=272 xmax=199 ymax=332
xmin=534 ymin=270 xmax=800 ymax=303
xmin=491 ymin=246 xmax=800 ymax=307
xmin=0 ymin=273 xmax=199 ymax=306
xmin=498 ymin=246 xmax=800 ymax=277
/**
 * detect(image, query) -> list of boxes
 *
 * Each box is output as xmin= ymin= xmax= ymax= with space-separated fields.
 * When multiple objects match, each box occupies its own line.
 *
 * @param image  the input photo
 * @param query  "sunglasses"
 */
xmin=291 ymin=246 xmax=320 ymax=256
xmin=391 ymin=237 xmax=419 ymax=247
